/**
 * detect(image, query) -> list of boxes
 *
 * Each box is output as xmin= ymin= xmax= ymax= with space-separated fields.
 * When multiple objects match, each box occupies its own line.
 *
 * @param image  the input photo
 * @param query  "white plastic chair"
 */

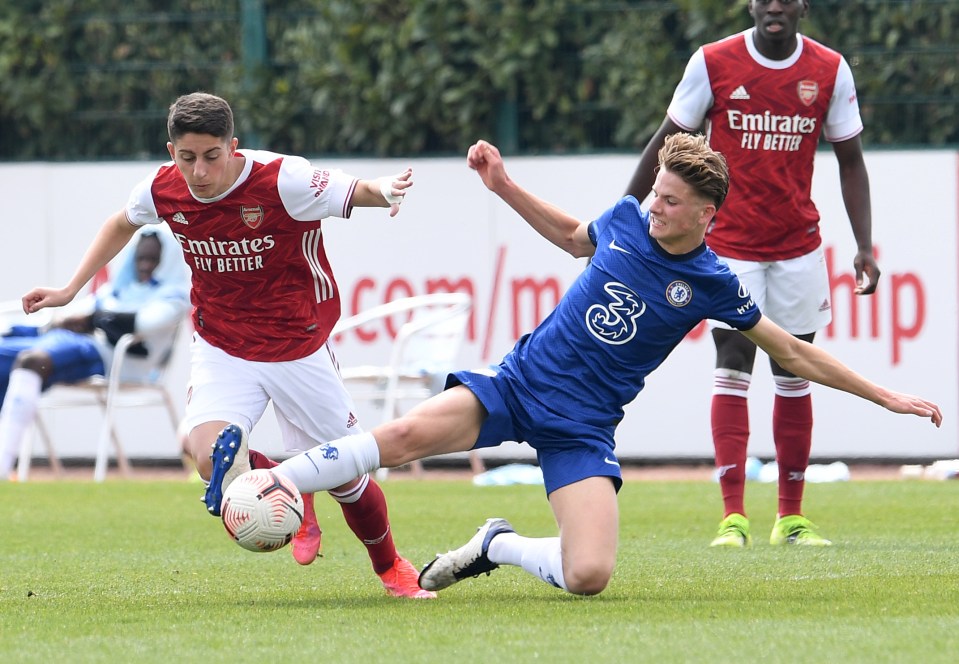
xmin=331 ymin=292 xmax=483 ymax=478
xmin=16 ymin=319 xmax=187 ymax=482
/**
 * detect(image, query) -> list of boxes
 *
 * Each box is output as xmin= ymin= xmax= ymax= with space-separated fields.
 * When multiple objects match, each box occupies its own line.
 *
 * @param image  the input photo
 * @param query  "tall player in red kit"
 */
xmin=625 ymin=0 xmax=880 ymax=547
xmin=22 ymin=92 xmax=435 ymax=598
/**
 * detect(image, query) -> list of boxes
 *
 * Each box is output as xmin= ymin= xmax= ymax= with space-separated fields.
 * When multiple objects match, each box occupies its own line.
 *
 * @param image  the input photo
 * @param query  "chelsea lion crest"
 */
xmin=666 ymin=280 xmax=692 ymax=307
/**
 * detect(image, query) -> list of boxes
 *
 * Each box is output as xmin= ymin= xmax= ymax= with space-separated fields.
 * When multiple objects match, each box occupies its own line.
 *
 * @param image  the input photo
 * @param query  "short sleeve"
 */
xmin=666 ymin=48 xmax=714 ymax=131
xmin=276 ymin=156 xmax=360 ymax=221
xmin=588 ymin=200 xmax=623 ymax=246
xmin=711 ymin=267 xmax=761 ymax=331
xmin=125 ymin=165 xmax=165 ymax=227
xmin=587 ymin=221 xmax=599 ymax=247
xmin=823 ymin=57 xmax=864 ymax=142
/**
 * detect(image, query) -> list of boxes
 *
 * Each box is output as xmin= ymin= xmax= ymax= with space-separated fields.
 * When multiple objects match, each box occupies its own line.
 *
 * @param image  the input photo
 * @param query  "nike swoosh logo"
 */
xmin=609 ymin=239 xmax=631 ymax=255
xmin=604 ymin=457 xmax=621 ymax=467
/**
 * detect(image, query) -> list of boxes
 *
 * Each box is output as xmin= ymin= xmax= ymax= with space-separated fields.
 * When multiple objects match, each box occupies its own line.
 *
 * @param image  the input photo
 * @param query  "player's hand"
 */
xmin=22 ymin=287 xmax=75 ymax=315
xmin=467 ymin=140 xmax=509 ymax=193
xmin=879 ymin=389 xmax=943 ymax=427
xmin=853 ymin=250 xmax=881 ymax=295
xmin=377 ymin=168 xmax=413 ymax=217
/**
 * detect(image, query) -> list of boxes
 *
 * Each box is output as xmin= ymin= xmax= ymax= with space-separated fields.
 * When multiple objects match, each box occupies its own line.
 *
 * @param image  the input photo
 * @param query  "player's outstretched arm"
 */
xmin=467 ymin=139 xmax=594 ymax=259
xmin=352 ymin=168 xmax=413 ymax=217
xmin=23 ymin=210 xmax=139 ymax=315
xmin=742 ymin=316 xmax=942 ymax=426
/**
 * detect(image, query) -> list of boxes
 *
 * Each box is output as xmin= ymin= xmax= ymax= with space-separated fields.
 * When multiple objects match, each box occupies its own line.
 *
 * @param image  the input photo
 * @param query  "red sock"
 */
xmin=249 ymin=450 xmax=320 ymax=531
xmin=773 ymin=393 xmax=812 ymax=516
xmin=300 ymin=490 xmax=318 ymax=530
xmin=334 ymin=477 xmax=397 ymax=575
xmin=712 ymin=394 xmax=749 ymax=517
xmin=249 ymin=449 xmax=278 ymax=469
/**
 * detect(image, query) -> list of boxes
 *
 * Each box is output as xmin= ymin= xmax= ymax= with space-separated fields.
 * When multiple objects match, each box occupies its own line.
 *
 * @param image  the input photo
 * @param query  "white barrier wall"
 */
xmin=1 ymin=148 xmax=955 ymax=462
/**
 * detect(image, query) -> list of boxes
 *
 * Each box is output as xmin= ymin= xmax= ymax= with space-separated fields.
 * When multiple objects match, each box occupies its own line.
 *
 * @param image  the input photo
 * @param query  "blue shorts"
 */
xmin=447 ymin=369 xmax=623 ymax=495
xmin=0 ymin=328 xmax=105 ymax=400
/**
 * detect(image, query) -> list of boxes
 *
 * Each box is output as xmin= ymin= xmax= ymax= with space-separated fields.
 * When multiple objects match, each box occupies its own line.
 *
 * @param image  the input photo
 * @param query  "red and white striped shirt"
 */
xmin=126 ymin=149 xmax=358 ymax=361
xmin=667 ymin=29 xmax=863 ymax=261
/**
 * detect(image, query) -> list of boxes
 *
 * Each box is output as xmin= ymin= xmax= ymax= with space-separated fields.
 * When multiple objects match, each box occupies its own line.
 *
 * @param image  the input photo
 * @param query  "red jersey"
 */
xmin=667 ymin=29 xmax=864 ymax=261
xmin=126 ymin=150 xmax=358 ymax=361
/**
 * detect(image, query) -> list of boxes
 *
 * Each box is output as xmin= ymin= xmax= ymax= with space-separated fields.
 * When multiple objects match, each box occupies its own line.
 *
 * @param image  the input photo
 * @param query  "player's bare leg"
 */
xmin=276 ymin=387 xmax=484 ymax=596
xmin=185 ymin=420 xmax=231 ymax=482
xmin=545 ymin=476 xmax=619 ymax=594
xmin=421 ymin=476 xmax=618 ymax=595
xmin=191 ymin=421 xmax=251 ymax=516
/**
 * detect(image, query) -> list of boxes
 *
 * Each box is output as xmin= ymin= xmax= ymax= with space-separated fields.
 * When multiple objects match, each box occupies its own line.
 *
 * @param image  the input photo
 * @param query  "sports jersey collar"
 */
xmin=192 ymin=150 xmax=254 ymax=204
xmin=743 ymin=27 xmax=804 ymax=70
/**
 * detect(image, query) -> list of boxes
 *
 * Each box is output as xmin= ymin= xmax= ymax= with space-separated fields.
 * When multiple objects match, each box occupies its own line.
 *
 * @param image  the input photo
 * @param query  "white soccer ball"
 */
xmin=221 ymin=469 xmax=304 ymax=553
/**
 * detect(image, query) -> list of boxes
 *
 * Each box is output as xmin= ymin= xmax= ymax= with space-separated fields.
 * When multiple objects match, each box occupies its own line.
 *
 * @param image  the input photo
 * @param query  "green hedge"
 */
xmin=1 ymin=0 xmax=956 ymax=159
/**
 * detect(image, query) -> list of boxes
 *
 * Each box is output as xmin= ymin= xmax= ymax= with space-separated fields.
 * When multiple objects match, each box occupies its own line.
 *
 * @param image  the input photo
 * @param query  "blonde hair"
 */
xmin=657 ymin=133 xmax=729 ymax=210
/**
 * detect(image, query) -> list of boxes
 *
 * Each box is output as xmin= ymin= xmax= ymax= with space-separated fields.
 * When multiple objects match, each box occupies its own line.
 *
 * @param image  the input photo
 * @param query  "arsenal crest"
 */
xmin=797 ymin=80 xmax=819 ymax=106
xmin=240 ymin=205 xmax=264 ymax=229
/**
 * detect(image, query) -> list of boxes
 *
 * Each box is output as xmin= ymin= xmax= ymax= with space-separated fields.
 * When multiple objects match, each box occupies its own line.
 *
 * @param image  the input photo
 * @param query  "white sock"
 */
xmin=712 ymin=368 xmax=751 ymax=398
xmin=773 ymin=374 xmax=812 ymax=397
xmin=0 ymin=369 xmax=43 ymax=478
xmin=327 ymin=472 xmax=369 ymax=504
xmin=488 ymin=532 xmax=568 ymax=591
xmin=275 ymin=431 xmax=380 ymax=494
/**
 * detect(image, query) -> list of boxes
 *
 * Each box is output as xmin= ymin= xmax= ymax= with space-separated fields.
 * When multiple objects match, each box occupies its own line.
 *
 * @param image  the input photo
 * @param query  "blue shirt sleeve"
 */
xmin=587 ymin=221 xmax=598 ymax=247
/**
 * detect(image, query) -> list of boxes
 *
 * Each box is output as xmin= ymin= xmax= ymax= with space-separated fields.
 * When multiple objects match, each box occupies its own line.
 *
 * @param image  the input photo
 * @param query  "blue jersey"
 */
xmin=497 ymin=196 xmax=760 ymax=429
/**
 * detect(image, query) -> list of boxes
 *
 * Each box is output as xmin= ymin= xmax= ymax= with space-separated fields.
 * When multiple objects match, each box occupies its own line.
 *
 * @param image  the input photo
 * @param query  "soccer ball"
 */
xmin=221 ymin=469 xmax=304 ymax=553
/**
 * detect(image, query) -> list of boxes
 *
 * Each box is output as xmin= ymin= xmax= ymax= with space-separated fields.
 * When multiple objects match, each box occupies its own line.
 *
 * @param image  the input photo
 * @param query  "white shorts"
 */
xmin=183 ymin=333 xmax=363 ymax=452
xmin=710 ymin=246 xmax=832 ymax=335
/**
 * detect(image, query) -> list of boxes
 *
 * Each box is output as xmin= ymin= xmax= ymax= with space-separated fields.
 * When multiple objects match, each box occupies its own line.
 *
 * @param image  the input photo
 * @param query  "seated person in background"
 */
xmin=0 ymin=226 xmax=190 ymax=479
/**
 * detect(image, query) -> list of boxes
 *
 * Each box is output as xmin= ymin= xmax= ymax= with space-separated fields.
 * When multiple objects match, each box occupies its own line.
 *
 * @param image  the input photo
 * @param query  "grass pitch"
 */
xmin=1 ymin=477 xmax=958 ymax=663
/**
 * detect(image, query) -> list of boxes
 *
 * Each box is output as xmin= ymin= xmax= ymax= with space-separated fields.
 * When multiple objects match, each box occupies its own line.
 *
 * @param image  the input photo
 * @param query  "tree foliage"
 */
xmin=0 ymin=0 xmax=956 ymax=159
